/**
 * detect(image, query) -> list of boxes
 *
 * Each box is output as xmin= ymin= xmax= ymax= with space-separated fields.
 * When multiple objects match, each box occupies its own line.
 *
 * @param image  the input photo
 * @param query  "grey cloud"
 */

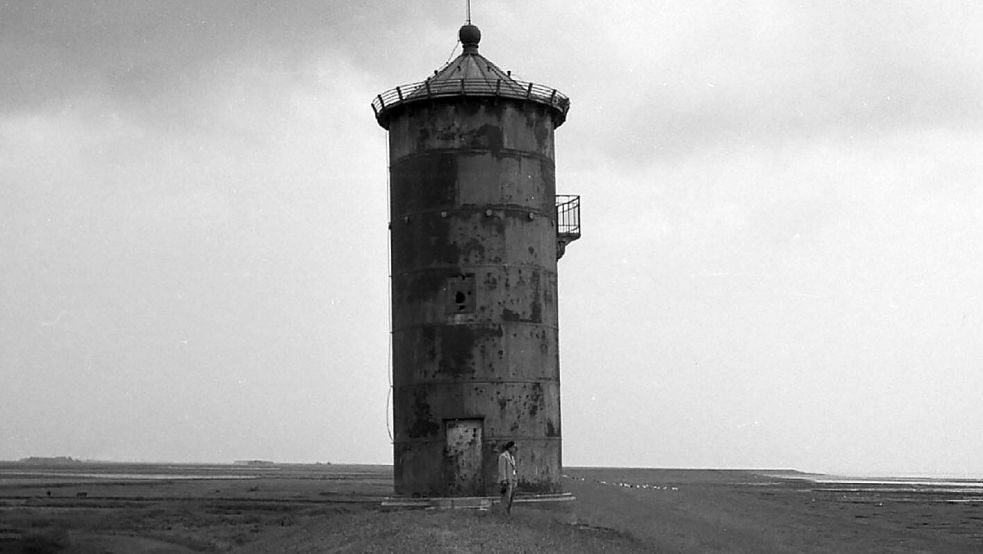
xmin=0 ymin=1 xmax=430 ymax=114
xmin=571 ymin=2 xmax=983 ymax=164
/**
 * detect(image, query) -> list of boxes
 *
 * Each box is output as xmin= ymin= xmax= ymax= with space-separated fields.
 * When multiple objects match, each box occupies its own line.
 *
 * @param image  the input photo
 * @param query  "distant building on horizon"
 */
xmin=232 ymin=460 xmax=277 ymax=467
xmin=18 ymin=456 xmax=83 ymax=465
xmin=372 ymin=22 xmax=580 ymax=497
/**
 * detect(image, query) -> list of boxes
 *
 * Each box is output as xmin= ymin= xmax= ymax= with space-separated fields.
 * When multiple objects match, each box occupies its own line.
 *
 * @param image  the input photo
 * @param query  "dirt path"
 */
xmin=238 ymin=508 xmax=647 ymax=553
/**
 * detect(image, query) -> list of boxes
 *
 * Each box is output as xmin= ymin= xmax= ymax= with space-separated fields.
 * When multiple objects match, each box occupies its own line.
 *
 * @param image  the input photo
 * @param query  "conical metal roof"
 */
xmin=372 ymin=25 xmax=570 ymax=130
xmin=425 ymin=25 xmax=523 ymax=94
xmin=431 ymin=50 xmax=517 ymax=89
xmin=416 ymin=46 xmax=529 ymax=100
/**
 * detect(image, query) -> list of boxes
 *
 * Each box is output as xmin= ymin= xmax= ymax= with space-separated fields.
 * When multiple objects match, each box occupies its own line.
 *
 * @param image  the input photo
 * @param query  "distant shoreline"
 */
xmin=3 ymin=460 xmax=980 ymax=481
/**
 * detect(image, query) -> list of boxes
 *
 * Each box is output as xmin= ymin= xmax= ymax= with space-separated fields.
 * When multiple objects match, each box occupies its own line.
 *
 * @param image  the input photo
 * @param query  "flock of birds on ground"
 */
xmin=562 ymin=475 xmax=679 ymax=491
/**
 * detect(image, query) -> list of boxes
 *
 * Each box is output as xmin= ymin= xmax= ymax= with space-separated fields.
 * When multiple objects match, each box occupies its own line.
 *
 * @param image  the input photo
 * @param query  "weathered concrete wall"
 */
xmin=389 ymin=98 xmax=562 ymax=496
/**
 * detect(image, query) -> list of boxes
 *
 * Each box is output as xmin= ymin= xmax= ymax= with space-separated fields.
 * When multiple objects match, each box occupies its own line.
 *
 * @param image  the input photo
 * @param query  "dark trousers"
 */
xmin=501 ymin=482 xmax=516 ymax=514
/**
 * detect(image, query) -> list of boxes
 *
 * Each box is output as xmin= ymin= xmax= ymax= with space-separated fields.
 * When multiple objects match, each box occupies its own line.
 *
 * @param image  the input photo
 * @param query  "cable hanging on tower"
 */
xmin=385 ymin=135 xmax=394 ymax=444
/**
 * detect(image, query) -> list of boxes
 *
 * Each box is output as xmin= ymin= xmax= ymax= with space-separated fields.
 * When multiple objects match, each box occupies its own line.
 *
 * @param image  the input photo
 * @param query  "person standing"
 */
xmin=497 ymin=441 xmax=518 ymax=515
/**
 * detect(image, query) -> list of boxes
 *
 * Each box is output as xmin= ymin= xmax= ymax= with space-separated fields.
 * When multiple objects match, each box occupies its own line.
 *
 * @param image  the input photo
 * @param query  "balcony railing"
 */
xmin=372 ymin=78 xmax=570 ymax=128
xmin=556 ymin=194 xmax=581 ymax=259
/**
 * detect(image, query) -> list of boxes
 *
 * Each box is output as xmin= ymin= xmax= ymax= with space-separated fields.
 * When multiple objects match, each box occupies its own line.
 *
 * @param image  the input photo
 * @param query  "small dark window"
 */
xmin=446 ymin=274 xmax=476 ymax=314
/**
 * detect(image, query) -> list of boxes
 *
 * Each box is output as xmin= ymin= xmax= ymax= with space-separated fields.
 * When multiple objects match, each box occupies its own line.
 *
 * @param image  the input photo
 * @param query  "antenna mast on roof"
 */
xmin=466 ymin=0 xmax=471 ymax=24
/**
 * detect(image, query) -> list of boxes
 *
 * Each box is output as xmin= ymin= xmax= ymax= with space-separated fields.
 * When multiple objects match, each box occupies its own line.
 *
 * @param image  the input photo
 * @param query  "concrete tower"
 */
xmin=372 ymin=24 xmax=580 ymax=497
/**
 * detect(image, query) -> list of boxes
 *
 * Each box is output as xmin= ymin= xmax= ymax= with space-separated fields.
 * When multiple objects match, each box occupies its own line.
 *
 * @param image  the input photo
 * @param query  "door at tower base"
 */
xmin=392 ymin=382 xmax=562 ymax=496
xmin=444 ymin=419 xmax=483 ymax=496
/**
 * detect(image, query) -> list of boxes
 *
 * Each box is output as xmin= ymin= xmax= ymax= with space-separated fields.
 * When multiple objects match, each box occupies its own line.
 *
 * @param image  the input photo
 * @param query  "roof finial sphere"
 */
xmin=459 ymin=24 xmax=481 ymax=49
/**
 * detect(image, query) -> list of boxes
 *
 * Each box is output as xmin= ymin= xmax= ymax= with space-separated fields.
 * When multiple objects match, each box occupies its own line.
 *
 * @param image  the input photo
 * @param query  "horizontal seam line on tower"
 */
xmin=390 ymin=149 xmax=554 ymax=164
xmin=391 ymin=324 xmax=559 ymax=333
xmin=391 ymin=206 xmax=557 ymax=217
xmin=393 ymin=380 xmax=558 ymax=386
xmin=392 ymin=437 xmax=561 ymax=444
xmin=391 ymin=264 xmax=558 ymax=274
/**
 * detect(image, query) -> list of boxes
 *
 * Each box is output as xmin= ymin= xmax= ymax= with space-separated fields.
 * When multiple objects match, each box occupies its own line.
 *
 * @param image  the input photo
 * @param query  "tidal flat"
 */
xmin=1 ymin=462 xmax=980 ymax=553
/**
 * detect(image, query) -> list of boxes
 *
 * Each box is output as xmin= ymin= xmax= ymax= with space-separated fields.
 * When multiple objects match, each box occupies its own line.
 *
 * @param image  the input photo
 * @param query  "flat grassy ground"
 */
xmin=1 ymin=463 xmax=980 ymax=553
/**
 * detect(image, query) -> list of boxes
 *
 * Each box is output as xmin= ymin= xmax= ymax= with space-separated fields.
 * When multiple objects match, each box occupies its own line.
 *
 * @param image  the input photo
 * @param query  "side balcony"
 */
xmin=556 ymin=195 xmax=581 ymax=260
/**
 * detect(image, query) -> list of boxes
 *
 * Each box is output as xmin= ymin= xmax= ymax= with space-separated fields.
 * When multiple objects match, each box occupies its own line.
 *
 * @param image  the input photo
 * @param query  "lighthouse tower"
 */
xmin=372 ymin=23 xmax=580 ymax=497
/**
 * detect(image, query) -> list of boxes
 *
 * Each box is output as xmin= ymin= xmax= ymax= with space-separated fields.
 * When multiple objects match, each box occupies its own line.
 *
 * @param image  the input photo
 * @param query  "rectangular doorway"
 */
xmin=444 ymin=419 xmax=483 ymax=496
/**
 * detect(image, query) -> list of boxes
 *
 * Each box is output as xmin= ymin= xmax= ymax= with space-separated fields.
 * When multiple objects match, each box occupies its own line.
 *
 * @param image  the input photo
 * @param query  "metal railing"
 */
xmin=556 ymin=195 xmax=581 ymax=239
xmin=372 ymin=78 xmax=570 ymax=125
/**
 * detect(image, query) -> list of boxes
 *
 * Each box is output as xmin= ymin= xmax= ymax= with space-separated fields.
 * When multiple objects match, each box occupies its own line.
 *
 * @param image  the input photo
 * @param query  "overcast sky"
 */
xmin=2 ymin=1 xmax=981 ymax=476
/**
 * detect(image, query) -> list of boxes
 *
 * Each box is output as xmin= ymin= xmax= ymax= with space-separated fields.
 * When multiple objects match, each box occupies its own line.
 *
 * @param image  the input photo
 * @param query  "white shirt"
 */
xmin=498 ymin=450 xmax=517 ymax=484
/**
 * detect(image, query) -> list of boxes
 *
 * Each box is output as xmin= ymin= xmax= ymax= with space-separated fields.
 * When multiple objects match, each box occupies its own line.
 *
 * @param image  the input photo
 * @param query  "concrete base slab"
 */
xmin=514 ymin=492 xmax=576 ymax=504
xmin=381 ymin=492 xmax=575 ymax=510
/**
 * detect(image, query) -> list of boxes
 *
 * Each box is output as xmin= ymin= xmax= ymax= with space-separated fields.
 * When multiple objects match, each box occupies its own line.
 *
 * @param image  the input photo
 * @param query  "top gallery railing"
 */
xmin=372 ymin=78 xmax=570 ymax=127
